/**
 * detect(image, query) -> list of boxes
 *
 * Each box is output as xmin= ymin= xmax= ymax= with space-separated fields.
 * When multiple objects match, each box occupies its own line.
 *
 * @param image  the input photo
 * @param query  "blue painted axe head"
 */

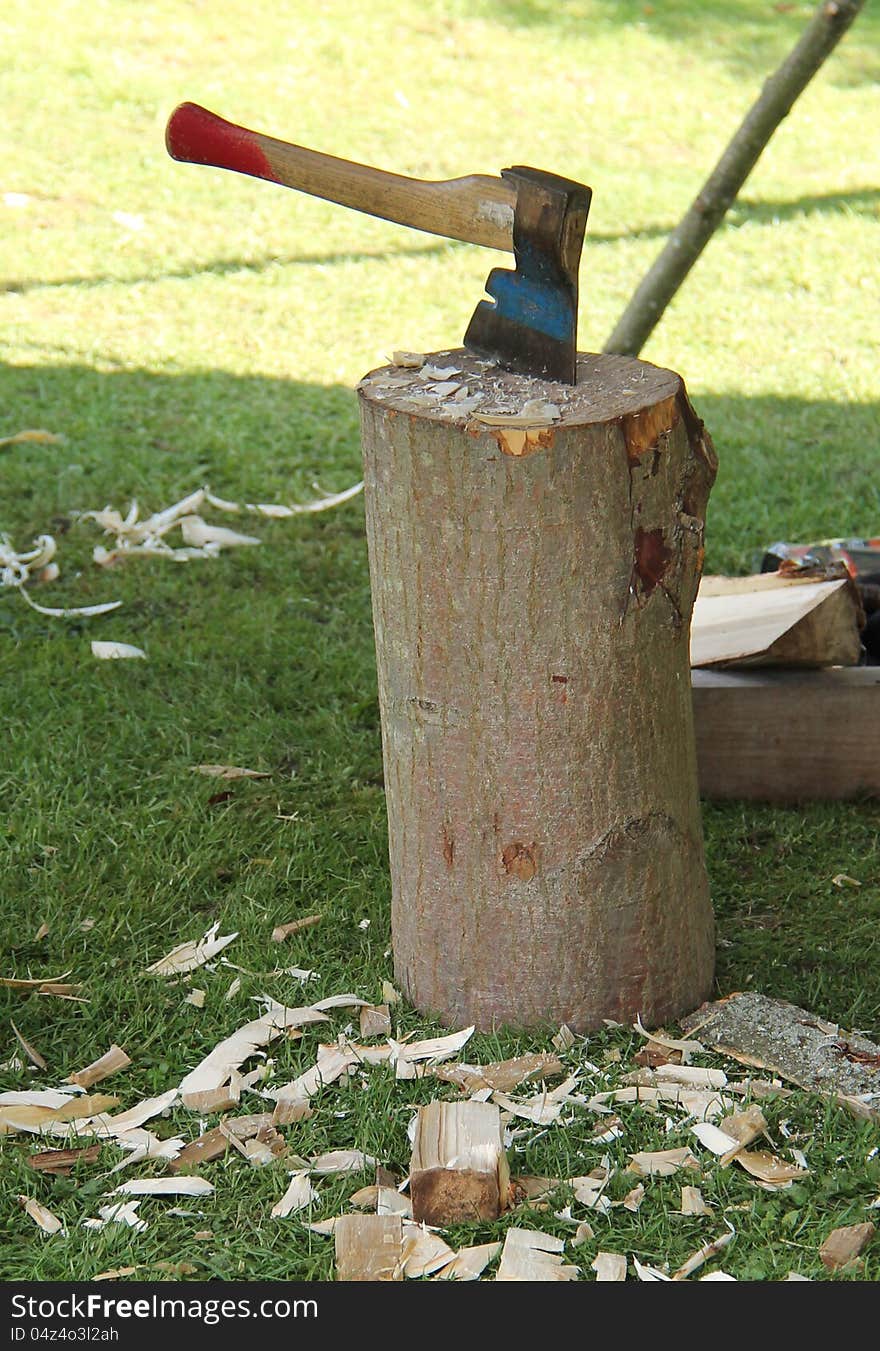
xmin=464 ymin=167 xmax=591 ymax=385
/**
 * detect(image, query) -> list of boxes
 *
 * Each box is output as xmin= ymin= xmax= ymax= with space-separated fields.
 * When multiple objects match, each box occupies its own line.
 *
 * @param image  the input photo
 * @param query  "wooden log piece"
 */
xmin=358 ymin=349 xmax=717 ymax=1031
xmin=409 ymin=1100 xmax=509 ymax=1225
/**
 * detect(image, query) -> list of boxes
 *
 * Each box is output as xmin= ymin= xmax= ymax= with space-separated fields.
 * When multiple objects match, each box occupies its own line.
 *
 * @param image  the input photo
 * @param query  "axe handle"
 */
xmin=166 ymin=103 xmax=515 ymax=253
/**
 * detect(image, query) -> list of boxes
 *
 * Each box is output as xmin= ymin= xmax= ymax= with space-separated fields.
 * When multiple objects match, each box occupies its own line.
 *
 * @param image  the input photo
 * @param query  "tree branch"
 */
xmin=604 ymin=0 xmax=865 ymax=358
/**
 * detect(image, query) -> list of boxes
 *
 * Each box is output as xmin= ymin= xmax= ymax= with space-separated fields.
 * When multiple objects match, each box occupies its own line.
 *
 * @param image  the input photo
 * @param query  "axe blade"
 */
xmin=464 ymin=167 xmax=591 ymax=385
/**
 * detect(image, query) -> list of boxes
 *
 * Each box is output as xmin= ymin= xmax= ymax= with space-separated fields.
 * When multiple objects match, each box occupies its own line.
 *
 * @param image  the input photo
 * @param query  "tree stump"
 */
xmin=357 ymin=349 xmax=717 ymax=1032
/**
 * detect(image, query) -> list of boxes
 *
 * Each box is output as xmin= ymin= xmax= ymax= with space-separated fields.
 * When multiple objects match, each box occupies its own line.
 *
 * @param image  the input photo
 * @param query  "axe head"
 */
xmin=464 ymin=167 xmax=591 ymax=385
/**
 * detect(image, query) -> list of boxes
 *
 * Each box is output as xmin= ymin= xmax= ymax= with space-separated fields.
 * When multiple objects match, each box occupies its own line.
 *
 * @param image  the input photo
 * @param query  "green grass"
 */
xmin=1 ymin=0 xmax=879 ymax=1284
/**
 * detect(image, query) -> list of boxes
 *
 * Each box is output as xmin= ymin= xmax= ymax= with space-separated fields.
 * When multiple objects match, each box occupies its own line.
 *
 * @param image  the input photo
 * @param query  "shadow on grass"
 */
xmin=4 ymin=188 xmax=875 ymax=296
xmin=2 ymin=363 xmax=879 ymax=1027
xmin=589 ymin=186 xmax=880 ymax=244
xmin=473 ymin=0 xmax=879 ymax=86
xmin=2 ymin=362 xmax=877 ymax=568
xmin=1 ymin=239 xmax=449 ymax=297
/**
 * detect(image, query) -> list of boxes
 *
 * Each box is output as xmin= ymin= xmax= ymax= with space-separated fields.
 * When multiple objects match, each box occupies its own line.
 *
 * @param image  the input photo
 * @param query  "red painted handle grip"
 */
xmin=166 ymin=102 xmax=281 ymax=184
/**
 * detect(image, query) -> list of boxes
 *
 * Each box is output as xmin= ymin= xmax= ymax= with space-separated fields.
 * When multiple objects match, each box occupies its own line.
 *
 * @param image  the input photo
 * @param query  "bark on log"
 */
xmin=358 ymin=349 xmax=717 ymax=1031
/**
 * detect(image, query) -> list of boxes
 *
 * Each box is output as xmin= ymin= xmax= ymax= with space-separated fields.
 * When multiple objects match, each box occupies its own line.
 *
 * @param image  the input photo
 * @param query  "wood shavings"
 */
xmin=1 ymin=531 xmax=121 ymax=617
xmin=390 ymin=351 xmax=426 ymax=367
xmin=185 ymin=988 xmax=206 ymax=1009
xmin=389 ymin=1025 xmax=474 ymax=1076
xmin=272 ymin=915 xmax=322 ymax=942
xmin=91 ymin=641 xmax=146 ymax=660
xmin=633 ymin=1258 xmax=672 ymax=1282
xmin=179 ymin=999 xmax=327 ymax=1102
xmin=99 ymin=1088 xmax=178 ymax=1135
xmin=691 ymin=1121 xmax=740 ymax=1157
xmin=83 ymin=481 xmax=362 ymax=567
xmin=399 ymin=1223 xmax=456 ymax=1278
xmin=271 ymin=1171 xmax=316 ymax=1218
xmin=111 ymin=1177 xmax=214 ymax=1198
xmin=68 ymin=1045 xmax=131 ymax=1088
xmin=19 ymin=1195 xmax=64 ymax=1235
xmin=472 ymin=398 xmax=561 ymax=427
xmin=382 ymin=981 xmax=401 ymax=1006
xmin=435 ymin=1051 xmax=565 ymax=1095
xmin=633 ymin=1016 xmax=703 ymax=1063
xmin=10 ymin=1020 xmax=47 ymax=1070
xmin=359 ymin=1004 xmax=392 ymax=1038
xmin=496 ymin=1228 xmax=578 ymax=1282
xmin=731 ymin=1149 xmax=808 ymax=1188
xmin=0 ymin=1093 xmax=119 ymax=1137
xmin=85 ymin=1201 xmax=146 ymax=1233
xmin=552 ymin=1024 xmax=576 ymax=1052
xmin=621 ymin=1183 xmax=645 ymax=1212
xmin=572 ymin=1221 xmax=595 ymax=1245
xmin=626 ymin=1147 xmax=700 ymax=1177
xmin=717 ymin=1105 xmax=768 ymax=1164
xmin=310 ymin=1149 xmax=376 ymax=1175
xmin=819 ymin=1222 xmax=875 ymax=1272
xmin=434 ymin=1242 xmax=501 ymax=1281
xmin=0 ymin=971 xmax=80 ymax=996
xmin=681 ymin=1185 xmax=712 ymax=1216
xmin=569 ymin=1165 xmax=614 ymax=1214
xmin=147 ymin=921 xmax=237 ymax=976
xmin=492 ymin=1072 xmax=580 ymax=1125
xmin=0 ymin=428 xmax=64 ymax=448
xmin=592 ymin=1252 xmax=627 ymax=1281
xmin=192 ymin=764 xmax=270 ymax=780
xmin=672 ymin=1225 xmax=735 ymax=1280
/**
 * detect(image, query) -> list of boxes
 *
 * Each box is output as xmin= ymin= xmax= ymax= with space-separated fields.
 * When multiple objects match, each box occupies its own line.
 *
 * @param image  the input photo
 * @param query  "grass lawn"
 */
xmin=2 ymin=0 xmax=879 ymax=1284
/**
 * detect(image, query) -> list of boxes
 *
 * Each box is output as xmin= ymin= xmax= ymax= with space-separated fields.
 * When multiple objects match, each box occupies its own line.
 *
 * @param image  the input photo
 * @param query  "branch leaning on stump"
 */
xmin=604 ymin=0 xmax=865 ymax=357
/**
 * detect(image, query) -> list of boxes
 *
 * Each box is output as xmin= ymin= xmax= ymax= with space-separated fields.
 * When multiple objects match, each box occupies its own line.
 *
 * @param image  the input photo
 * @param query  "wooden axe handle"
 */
xmin=166 ymin=103 xmax=515 ymax=253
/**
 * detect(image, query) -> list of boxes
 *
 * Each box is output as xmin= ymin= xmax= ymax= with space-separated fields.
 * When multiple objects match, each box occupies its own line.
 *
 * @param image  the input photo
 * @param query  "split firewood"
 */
xmin=690 ymin=572 xmax=863 ymax=669
xmin=495 ymin=1228 xmax=578 ymax=1282
xmin=68 ymin=1045 xmax=131 ymax=1089
xmin=409 ymin=1100 xmax=509 ymax=1225
xmin=819 ymin=1222 xmax=875 ymax=1273
xmin=334 ymin=1214 xmax=404 ymax=1282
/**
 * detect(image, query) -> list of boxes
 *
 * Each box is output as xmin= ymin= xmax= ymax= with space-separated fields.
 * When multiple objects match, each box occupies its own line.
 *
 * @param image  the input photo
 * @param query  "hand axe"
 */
xmin=166 ymin=102 xmax=591 ymax=383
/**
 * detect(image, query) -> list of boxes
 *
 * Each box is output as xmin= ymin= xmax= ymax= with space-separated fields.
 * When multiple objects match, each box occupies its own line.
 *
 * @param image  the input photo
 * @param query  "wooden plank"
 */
xmin=692 ymin=667 xmax=880 ymax=801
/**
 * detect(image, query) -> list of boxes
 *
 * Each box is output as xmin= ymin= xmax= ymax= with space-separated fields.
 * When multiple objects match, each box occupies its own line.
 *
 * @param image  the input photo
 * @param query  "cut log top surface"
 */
xmin=358 ymin=348 xmax=682 ymax=429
